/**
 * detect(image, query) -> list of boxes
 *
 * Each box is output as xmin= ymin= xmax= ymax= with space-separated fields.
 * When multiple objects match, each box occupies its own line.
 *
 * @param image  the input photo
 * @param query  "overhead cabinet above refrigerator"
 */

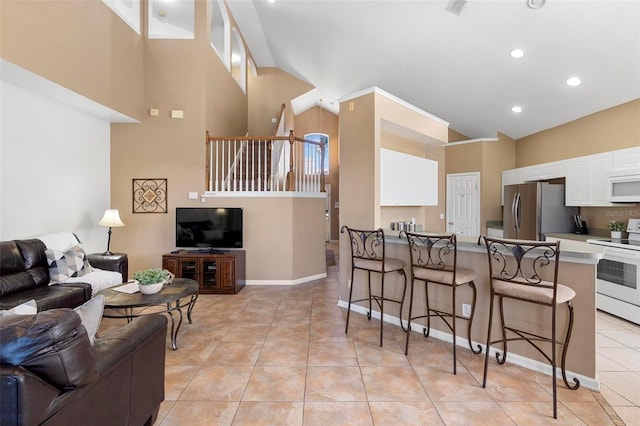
xmin=503 ymin=182 xmax=579 ymax=241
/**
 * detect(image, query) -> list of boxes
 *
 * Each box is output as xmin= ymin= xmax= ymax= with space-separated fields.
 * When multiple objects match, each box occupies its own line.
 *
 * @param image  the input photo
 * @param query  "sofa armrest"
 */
xmin=87 ymin=253 xmax=128 ymax=281
xmin=93 ymin=314 xmax=167 ymax=374
xmin=1 ymin=365 xmax=60 ymax=426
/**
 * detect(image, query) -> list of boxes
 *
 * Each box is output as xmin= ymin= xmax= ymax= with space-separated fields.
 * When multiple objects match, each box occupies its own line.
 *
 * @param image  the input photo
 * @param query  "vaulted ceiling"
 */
xmin=228 ymin=0 xmax=640 ymax=139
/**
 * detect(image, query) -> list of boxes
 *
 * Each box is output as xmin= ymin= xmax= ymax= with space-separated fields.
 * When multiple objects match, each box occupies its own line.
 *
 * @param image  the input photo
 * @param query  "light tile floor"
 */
xmin=105 ymin=245 xmax=635 ymax=425
xmin=596 ymin=309 xmax=640 ymax=426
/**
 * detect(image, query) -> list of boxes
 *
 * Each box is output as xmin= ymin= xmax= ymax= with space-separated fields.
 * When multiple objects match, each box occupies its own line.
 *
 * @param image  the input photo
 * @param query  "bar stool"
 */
xmin=400 ymin=231 xmax=482 ymax=374
xmin=479 ymin=236 xmax=580 ymax=419
xmin=341 ymin=226 xmax=407 ymax=347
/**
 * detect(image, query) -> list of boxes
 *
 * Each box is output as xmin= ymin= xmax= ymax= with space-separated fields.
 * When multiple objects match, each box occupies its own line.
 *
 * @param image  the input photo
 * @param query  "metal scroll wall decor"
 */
xmin=132 ymin=178 xmax=167 ymax=213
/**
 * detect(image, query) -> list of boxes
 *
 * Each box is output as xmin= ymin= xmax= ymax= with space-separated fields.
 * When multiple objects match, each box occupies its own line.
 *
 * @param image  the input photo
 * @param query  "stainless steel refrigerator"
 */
xmin=503 ymin=182 xmax=579 ymax=240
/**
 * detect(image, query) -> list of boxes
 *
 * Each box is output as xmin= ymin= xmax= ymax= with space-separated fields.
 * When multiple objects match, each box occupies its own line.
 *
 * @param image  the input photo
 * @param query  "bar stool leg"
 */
xmin=398 ymin=270 xmax=408 ymax=332
xmin=452 ymin=284 xmax=457 ymax=374
xmin=367 ymin=271 xmax=373 ymax=320
xmin=482 ymin=291 xmax=496 ymax=388
xmin=345 ymin=267 xmax=356 ymax=334
xmin=404 ymin=276 xmax=416 ymax=355
xmin=561 ymin=301 xmax=580 ymax=389
xmin=497 ymin=296 xmax=508 ymax=364
xmin=379 ymin=274 xmax=385 ymax=347
xmin=467 ymin=282 xmax=482 ymax=354
xmin=423 ymin=281 xmax=432 ymax=338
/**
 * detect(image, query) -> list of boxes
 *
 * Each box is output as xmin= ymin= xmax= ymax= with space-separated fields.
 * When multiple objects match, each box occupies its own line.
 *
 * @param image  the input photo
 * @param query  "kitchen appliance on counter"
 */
xmin=503 ymin=182 xmax=579 ymax=240
xmin=587 ymin=218 xmax=640 ymax=325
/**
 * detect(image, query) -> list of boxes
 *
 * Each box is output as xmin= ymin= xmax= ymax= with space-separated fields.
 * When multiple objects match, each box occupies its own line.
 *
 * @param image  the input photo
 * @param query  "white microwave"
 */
xmin=608 ymin=170 xmax=640 ymax=202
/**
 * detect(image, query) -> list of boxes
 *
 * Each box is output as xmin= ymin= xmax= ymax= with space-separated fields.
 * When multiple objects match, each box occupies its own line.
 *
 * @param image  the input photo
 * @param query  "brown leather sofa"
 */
xmin=0 ymin=238 xmax=126 ymax=311
xmin=0 ymin=308 xmax=167 ymax=425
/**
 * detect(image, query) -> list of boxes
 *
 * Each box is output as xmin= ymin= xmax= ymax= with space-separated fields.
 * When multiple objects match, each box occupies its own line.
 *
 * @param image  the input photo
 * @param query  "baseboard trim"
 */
xmin=336 ymin=300 xmax=599 ymax=391
xmin=246 ymin=273 xmax=327 ymax=286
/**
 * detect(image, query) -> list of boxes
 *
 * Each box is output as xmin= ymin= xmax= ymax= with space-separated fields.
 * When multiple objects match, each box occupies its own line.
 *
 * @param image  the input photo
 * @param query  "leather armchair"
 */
xmin=0 ymin=309 xmax=167 ymax=426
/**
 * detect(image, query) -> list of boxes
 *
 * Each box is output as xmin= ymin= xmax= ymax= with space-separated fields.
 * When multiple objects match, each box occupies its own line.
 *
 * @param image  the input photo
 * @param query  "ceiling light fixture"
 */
xmin=527 ymin=0 xmax=545 ymax=9
xmin=510 ymin=49 xmax=524 ymax=59
xmin=566 ymin=77 xmax=582 ymax=87
xmin=512 ymin=106 xmax=523 ymax=113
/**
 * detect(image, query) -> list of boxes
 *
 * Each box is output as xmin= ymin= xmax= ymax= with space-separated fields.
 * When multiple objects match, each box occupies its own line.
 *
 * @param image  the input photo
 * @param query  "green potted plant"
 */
xmin=132 ymin=268 xmax=173 ymax=295
xmin=608 ymin=220 xmax=625 ymax=239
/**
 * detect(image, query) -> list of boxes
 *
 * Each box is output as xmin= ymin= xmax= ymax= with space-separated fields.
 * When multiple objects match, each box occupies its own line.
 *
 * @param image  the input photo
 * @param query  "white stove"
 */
xmin=587 ymin=218 xmax=640 ymax=324
xmin=587 ymin=218 xmax=640 ymax=251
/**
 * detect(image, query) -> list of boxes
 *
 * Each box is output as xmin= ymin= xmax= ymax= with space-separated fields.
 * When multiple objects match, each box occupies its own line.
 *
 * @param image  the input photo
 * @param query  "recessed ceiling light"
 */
xmin=512 ymin=106 xmax=522 ymax=113
xmin=510 ymin=49 xmax=524 ymax=59
xmin=566 ymin=77 xmax=582 ymax=86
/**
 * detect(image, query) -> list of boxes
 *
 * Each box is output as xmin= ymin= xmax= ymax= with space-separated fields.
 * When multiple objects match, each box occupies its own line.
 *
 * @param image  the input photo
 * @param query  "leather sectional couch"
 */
xmin=0 ymin=308 xmax=167 ymax=425
xmin=0 ymin=237 xmax=126 ymax=311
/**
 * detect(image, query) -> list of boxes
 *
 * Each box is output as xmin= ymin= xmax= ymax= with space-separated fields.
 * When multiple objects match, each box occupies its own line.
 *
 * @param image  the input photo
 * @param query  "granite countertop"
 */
xmin=545 ymin=232 xmax=609 ymax=242
xmin=383 ymin=230 xmax=603 ymax=264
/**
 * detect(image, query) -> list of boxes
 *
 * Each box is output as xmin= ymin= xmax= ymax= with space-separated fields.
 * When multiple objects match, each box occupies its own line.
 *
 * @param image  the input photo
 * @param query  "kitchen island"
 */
xmin=338 ymin=231 xmax=604 ymax=389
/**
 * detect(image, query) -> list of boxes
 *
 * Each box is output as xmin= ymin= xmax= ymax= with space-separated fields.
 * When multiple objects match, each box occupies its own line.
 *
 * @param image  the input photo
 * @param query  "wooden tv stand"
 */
xmin=162 ymin=250 xmax=245 ymax=294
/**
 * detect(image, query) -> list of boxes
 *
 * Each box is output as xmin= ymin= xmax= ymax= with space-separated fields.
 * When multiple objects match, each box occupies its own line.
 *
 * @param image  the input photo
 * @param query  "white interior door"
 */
xmin=446 ymin=173 xmax=480 ymax=236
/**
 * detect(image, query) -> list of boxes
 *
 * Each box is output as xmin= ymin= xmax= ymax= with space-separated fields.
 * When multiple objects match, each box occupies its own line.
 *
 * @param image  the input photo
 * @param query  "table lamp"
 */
xmin=98 ymin=209 xmax=125 ymax=255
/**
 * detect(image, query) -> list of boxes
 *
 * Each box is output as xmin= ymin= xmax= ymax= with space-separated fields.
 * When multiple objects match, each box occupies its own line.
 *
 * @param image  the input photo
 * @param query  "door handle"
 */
xmin=448 ymin=222 xmax=454 ymax=225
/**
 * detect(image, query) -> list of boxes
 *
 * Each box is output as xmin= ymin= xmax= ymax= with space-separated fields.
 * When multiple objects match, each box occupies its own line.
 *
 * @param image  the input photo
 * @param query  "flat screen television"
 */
xmin=176 ymin=207 xmax=243 ymax=249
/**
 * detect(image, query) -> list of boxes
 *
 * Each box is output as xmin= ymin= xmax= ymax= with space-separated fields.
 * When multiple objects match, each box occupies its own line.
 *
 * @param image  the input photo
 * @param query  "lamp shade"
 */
xmin=98 ymin=209 xmax=125 ymax=227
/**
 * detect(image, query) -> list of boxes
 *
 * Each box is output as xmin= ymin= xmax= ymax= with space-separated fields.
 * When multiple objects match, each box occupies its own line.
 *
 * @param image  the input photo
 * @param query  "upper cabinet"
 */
xmin=380 ymin=148 xmax=438 ymax=206
xmin=503 ymin=147 xmax=639 ymax=207
xmin=612 ymin=146 xmax=640 ymax=171
xmin=565 ymin=153 xmax=612 ymax=206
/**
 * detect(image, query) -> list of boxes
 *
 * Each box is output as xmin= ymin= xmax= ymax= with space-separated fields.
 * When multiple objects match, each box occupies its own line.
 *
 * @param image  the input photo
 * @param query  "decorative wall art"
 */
xmin=132 ymin=178 xmax=167 ymax=213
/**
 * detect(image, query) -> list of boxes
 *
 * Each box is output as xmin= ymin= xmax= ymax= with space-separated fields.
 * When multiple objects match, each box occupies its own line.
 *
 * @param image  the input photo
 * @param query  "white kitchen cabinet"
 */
xmin=565 ymin=153 xmax=612 ymax=206
xmin=380 ymin=148 xmax=438 ymax=206
xmin=522 ymin=161 xmax=564 ymax=182
xmin=612 ymin=146 xmax=640 ymax=171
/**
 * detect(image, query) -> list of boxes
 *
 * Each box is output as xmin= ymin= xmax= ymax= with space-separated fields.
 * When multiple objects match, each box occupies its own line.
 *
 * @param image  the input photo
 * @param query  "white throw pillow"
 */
xmin=45 ymin=244 xmax=93 ymax=283
xmin=73 ymin=295 xmax=105 ymax=345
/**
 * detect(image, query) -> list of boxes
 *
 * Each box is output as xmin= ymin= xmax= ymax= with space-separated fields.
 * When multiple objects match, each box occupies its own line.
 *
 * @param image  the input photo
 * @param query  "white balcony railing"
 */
xmin=205 ymin=130 xmax=325 ymax=193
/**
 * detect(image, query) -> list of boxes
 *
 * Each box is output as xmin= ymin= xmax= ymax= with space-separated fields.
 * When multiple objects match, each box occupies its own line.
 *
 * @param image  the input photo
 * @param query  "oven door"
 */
xmin=597 ymin=247 xmax=640 ymax=306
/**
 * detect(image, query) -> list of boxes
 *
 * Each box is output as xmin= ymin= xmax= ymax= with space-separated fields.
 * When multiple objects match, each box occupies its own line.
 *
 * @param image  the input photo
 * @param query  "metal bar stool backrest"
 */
xmin=404 ymin=232 xmax=458 ymax=280
xmin=484 ymin=237 xmax=560 ymax=305
xmin=344 ymin=227 xmax=387 ymax=269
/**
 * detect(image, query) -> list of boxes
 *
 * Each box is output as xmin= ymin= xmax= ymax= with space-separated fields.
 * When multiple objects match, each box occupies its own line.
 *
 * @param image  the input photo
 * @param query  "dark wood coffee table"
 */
xmin=98 ymin=278 xmax=199 ymax=350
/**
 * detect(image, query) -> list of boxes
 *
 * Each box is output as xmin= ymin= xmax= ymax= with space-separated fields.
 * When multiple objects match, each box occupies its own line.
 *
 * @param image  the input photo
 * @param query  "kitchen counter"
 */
xmin=545 ymin=232 xmax=609 ymax=242
xmin=341 ymin=230 xmax=602 ymax=389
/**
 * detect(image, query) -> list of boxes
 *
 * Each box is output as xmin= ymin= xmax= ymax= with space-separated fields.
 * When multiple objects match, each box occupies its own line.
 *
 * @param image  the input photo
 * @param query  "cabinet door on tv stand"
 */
xmin=201 ymin=258 xmax=219 ymax=292
xmin=218 ymin=259 xmax=234 ymax=290
xmin=162 ymin=257 xmax=178 ymax=276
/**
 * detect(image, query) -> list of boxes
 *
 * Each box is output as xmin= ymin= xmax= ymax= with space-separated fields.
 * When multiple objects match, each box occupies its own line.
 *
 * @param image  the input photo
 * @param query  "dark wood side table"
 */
xmin=87 ymin=252 xmax=129 ymax=281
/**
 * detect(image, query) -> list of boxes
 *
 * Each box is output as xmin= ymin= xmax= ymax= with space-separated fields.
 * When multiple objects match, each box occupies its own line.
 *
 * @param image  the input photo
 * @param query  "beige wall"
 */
xmin=247 ymin=67 xmax=314 ymax=136
xmin=0 ymin=0 xmax=144 ymax=120
xmin=516 ymin=99 xmax=639 ymax=167
xmin=294 ymin=107 xmax=340 ymax=240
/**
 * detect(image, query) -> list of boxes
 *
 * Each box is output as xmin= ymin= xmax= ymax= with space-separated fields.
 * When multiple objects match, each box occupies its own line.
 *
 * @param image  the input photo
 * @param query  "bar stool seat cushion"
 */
xmin=413 ymin=266 xmax=477 ymax=286
xmin=494 ymin=280 xmax=576 ymax=304
xmin=354 ymin=257 xmax=405 ymax=272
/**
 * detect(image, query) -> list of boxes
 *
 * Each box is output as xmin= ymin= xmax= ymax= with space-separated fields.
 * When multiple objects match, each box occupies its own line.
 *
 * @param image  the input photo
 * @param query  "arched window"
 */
xmin=304 ymin=133 xmax=329 ymax=175
xmin=209 ymin=0 xmax=230 ymax=68
xmin=230 ymin=28 xmax=246 ymax=93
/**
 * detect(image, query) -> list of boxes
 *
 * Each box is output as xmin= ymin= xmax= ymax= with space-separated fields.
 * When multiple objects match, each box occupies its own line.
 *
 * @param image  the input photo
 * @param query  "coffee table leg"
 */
xmin=186 ymin=294 xmax=198 ymax=324
xmin=167 ymin=302 xmax=184 ymax=350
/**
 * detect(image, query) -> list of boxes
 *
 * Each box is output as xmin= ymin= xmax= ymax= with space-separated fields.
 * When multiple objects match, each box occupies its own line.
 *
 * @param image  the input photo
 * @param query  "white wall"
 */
xmin=0 ymin=81 xmax=111 ymax=253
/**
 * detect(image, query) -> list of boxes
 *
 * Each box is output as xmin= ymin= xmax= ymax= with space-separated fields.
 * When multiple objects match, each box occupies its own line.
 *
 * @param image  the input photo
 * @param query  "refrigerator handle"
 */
xmin=511 ymin=192 xmax=519 ymax=232
xmin=514 ymin=192 xmax=521 ymax=232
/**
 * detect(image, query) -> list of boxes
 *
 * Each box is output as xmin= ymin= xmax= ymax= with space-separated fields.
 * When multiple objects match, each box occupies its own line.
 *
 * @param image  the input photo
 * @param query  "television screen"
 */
xmin=176 ymin=208 xmax=243 ymax=249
